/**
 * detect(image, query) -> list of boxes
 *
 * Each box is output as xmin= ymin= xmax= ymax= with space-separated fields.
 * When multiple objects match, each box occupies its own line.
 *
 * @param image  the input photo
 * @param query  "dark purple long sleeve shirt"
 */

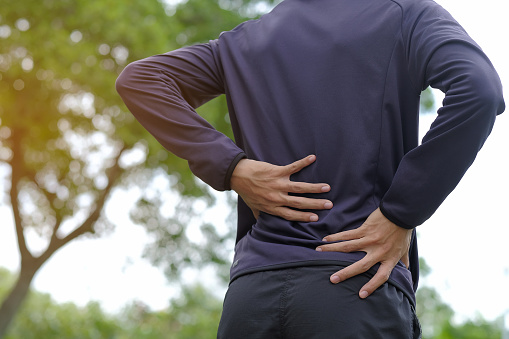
xmin=116 ymin=0 xmax=505 ymax=304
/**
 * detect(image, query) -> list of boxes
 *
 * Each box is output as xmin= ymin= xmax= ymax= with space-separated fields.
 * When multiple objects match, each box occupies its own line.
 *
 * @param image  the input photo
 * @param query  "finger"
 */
xmin=284 ymin=195 xmax=333 ymax=211
xmin=328 ymin=257 xmax=377 ymax=284
xmin=283 ymin=154 xmax=316 ymax=175
xmin=316 ymin=238 xmax=364 ymax=253
xmin=322 ymin=228 xmax=362 ymax=242
xmin=358 ymin=263 xmax=394 ymax=299
xmin=287 ymin=181 xmax=331 ymax=194
xmin=272 ymin=206 xmax=320 ymax=222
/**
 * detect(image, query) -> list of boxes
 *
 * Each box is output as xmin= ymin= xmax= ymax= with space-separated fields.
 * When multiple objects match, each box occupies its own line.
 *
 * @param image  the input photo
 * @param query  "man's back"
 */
xmin=213 ymin=0 xmax=506 ymax=300
xmin=220 ymin=0 xmax=407 ymax=235
xmin=214 ymin=0 xmax=420 ymax=295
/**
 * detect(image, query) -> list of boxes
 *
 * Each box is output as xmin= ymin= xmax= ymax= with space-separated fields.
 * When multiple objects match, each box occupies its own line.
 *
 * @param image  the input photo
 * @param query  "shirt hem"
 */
xmin=229 ymin=259 xmax=416 ymax=307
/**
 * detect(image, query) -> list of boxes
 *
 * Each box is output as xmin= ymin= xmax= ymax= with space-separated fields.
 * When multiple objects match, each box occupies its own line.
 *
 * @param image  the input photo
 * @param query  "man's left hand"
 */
xmin=316 ymin=208 xmax=413 ymax=299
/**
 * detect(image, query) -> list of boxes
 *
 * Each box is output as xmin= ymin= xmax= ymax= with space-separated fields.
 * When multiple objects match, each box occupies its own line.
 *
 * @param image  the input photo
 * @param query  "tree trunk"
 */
xmin=0 ymin=262 xmax=39 ymax=338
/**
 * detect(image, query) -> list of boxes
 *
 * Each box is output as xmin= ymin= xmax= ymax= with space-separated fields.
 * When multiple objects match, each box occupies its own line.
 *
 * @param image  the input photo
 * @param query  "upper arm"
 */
xmin=116 ymin=41 xmax=225 ymax=109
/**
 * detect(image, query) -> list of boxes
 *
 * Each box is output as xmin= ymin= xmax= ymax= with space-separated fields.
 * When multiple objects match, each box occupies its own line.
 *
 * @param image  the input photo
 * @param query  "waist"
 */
xmin=230 ymin=232 xmax=416 ymax=306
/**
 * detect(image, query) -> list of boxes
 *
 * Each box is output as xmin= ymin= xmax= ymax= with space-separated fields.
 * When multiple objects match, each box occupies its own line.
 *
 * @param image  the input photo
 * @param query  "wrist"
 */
xmin=379 ymin=202 xmax=415 ymax=230
xmin=225 ymin=152 xmax=247 ymax=190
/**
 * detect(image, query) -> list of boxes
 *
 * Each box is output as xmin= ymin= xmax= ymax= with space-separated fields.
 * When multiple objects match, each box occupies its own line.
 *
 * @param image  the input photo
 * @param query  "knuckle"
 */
xmin=290 ymin=183 xmax=304 ymax=193
xmin=359 ymin=261 xmax=371 ymax=272
xmin=261 ymin=204 xmax=274 ymax=213
xmin=321 ymin=244 xmax=336 ymax=252
xmin=287 ymin=163 xmax=298 ymax=172
xmin=342 ymin=242 xmax=357 ymax=252
xmin=290 ymin=198 xmax=304 ymax=209
xmin=336 ymin=270 xmax=348 ymax=281
xmin=375 ymin=275 xmax=389 ymax=287
xmin=311 ymin=199 xmax=324 ymax=209
xmin=380 ymin=242 xmax=393 ymax=253
xmin=281 ymin=210 xmax=294 ymax=220
xmin=376 ymin=269 xmax=392 ymax=283
xmin=341 ymin=243 xmax=352 ymax=252
xmin=266 ymin=192 xmax=280 ymax=203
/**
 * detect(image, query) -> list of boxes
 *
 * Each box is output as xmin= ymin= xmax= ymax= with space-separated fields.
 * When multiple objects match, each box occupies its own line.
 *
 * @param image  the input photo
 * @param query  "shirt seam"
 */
xmin=371 ymin=38 xmax=400 ymax=209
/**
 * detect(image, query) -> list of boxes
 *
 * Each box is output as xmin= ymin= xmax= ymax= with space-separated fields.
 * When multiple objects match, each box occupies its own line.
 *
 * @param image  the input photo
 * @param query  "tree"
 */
xmin=0 ymin=0 xmax=253 ymax=336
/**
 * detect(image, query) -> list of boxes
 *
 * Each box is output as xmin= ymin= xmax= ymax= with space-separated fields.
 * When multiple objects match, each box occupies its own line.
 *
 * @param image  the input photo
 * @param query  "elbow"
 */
xmin=471 ymin=67 xmax=505 ymax=119
xmin=478 ymin=88 xmax=505 ymax=120
xmin=115 ymin=61 xmax=141 ymax=98
xmin=464 ymin=69 xmax=505 ymax=143
xmin=116 ymin=58 xmax=159 ymax=99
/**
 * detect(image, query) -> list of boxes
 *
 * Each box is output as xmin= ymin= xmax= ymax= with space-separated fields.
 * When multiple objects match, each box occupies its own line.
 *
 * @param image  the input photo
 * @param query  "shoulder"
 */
xmin=389 ymin=0 xmax=457 ymax=24
xmin=391 ymin=0 xmax=474 ymax=45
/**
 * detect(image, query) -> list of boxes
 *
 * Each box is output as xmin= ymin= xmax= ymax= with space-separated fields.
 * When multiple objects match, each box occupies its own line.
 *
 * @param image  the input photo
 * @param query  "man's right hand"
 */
xmin=230 ymin=155 xmax=333 ymax=222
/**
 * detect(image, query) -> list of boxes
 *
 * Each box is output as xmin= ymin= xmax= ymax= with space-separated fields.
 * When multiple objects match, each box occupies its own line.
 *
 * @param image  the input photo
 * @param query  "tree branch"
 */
xmin=39 ymin=145 xmax=127 ymax=263
xmin=8 ymin=128 xmax=33 ymax=262
xmin=39 ymin=187 xmax=65 ymax=241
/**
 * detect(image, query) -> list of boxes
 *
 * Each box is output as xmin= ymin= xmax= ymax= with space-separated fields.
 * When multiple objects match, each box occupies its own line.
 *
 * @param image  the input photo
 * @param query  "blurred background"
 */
xmin=0 ymin=0 xmax=507 ymax=338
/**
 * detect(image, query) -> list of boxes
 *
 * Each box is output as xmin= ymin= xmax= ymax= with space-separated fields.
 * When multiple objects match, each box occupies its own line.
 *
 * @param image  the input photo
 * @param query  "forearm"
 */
xmin=381 ymin=42 xmax=505 ymax=228
xmin=116 ymin=45 xmax=246 ymax=191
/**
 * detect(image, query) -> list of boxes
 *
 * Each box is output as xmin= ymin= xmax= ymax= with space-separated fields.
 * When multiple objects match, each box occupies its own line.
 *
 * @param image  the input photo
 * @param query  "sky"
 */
xmin=1 ymin=0 xmax=508 ymax=326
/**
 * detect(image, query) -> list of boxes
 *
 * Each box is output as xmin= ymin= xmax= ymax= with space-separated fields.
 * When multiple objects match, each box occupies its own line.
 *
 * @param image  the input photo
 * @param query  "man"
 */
xmin=116 ymin=0 xmax=505 ymax=337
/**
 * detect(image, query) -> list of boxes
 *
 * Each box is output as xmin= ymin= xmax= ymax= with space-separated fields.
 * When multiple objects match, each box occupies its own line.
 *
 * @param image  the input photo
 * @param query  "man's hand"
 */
xmin=230 ymin=155 xmax=333 ymax=222
xmin=316 ymin=208 xmax=412 ymax=299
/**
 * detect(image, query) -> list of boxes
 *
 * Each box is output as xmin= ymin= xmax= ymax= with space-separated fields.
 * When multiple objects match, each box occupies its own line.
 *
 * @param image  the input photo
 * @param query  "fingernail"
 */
xmin=360 ymin=291 xmax=368 ymax=299
xmin=310 ymin=215 xmax=318 ymax=222
xmin=316 ymin=247 xmax=322 ymax=252
xmin=322 ymin=237 xmax=328 ymax=242
xmin=331 ymin=275 xmax=340 ymax=284
xmin=308 ymin=155 xmax=316 ymax=162
xmin=321 ymin=185 xmax=330 ymax=192
xmin=324 ymin=202 xmax=333 ymax=209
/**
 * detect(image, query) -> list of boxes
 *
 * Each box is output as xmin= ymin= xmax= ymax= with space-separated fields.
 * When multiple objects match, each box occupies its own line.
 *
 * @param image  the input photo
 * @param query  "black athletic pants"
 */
xmin=217 ymin=265 xmax=421 ymax=339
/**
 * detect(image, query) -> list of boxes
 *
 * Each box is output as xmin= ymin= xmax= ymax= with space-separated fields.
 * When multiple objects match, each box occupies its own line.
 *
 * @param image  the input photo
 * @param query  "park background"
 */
xmin=0 ymin=0 xmax=508 ymax=338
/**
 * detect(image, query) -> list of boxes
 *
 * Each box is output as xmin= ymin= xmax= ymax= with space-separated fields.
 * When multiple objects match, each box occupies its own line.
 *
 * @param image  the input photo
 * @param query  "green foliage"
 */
xmin=0 ymin=269 xmax=14 ymax=286
xmin=420 ymin=87 xmax=436 ymax=114
xmin=0 ymin=270 xmax=120 ymax=339
xmin=436 ymin=317 xmax=503 ymax=339
xmin=416 ymin=259 xmax=503 ymax=339
xmin=4 ymin=299 xmax=120 ymax=339
xmin=0 ymin=0 xmax=243 ymax=334
xmin=119 ymin=285 xmax=222 ymax=339
xmin=130 ymin=189 xmax=235 ymax=283
xmin=1 ymin=0 xmax=170 ymax=241
xmin=416 ymin=285 xmax=455 ymax=338
xmin=0 ymin=0 xmax=240 ymax=225
xmin=1 ymin=268 xmax=222 ymax=339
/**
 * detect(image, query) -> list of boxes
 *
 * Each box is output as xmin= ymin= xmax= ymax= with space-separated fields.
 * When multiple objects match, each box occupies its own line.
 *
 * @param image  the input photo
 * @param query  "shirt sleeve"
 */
xmin=116 ymin=41 xmax=246 ymax=191
xmin=379 ymin=1 xmax=505 ymax=229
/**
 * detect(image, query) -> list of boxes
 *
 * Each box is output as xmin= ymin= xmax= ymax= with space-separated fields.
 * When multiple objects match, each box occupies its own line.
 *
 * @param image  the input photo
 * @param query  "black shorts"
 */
xmin=217 ymin=265 xmax=421 ymax=339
